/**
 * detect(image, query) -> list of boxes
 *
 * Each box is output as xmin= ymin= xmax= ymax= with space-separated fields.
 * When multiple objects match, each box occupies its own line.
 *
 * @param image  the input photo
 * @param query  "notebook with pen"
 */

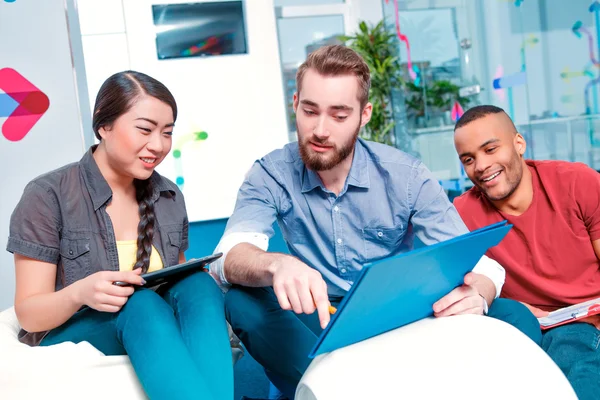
xmin=308 ymin=220 xmax=512 ymax=358
xmin=538 ymin=298 xmax=600 ymax=330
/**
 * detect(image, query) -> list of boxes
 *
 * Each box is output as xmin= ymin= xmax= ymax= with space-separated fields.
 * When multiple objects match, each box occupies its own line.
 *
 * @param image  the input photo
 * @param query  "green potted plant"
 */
xmin=340 ymin=21 xmax=403 ymax=146
xmin=405 ymin=79 xmax=471 ymax=128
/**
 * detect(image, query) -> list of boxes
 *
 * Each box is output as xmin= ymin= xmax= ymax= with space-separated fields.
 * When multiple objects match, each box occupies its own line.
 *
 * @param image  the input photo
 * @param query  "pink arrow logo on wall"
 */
xmin=0 ymin=68 xmax=50 ymax=142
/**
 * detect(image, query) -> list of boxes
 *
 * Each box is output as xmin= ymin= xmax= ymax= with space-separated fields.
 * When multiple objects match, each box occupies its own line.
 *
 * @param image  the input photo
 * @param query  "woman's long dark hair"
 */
xmin=93 ymin=71 xmax=177 ymax=272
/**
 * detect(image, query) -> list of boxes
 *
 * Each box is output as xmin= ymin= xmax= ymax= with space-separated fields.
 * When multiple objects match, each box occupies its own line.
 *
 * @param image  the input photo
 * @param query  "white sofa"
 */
xmin=0 ymin=307 xmax=146 ymax=399
xmin=1 ymin=306 xmax=577 ymax=400
xmin=297 ymin=315 xmax=577 ymax=400
xmin=0 ymin=306 xmax=243 ymax=400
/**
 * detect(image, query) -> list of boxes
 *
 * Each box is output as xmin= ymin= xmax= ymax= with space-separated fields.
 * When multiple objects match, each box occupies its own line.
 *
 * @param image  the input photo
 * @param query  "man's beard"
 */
xmin=298 ymin=122 xmax=361 ymax=171
xmin=478 ymin=151 xmax=524 ymax=201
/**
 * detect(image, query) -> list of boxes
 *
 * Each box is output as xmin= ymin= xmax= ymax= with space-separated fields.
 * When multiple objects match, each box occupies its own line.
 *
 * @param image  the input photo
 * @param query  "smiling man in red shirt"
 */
xmin=452 ymin=105 xmax=600 ymax=400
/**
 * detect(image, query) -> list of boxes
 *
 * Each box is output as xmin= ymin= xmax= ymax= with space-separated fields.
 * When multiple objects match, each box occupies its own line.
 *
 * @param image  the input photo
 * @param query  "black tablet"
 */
xmin=114 ymin=253 xmax=222 ymax=287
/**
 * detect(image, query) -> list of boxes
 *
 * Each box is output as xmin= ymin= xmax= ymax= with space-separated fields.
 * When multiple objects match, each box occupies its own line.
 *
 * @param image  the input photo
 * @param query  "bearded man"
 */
xmin=210 ymin=46 xmax=540 ymax=399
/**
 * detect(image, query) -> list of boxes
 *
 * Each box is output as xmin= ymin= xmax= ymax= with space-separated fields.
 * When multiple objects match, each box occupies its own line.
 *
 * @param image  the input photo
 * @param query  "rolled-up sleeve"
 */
xmin=211 ymin=161 xmax=287 ymax=286
xmin=7 ymin=181 xmax=62 ymax=264
xmin=472 ymin=255 xmax=505 ymax=298
xmin=408 ymin=162 xmax=505 ymax=298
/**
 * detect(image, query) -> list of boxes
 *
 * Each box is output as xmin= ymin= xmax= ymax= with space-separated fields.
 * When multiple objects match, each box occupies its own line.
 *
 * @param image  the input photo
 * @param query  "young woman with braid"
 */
xmin=7 ymin=71 xmax=233 ymax=399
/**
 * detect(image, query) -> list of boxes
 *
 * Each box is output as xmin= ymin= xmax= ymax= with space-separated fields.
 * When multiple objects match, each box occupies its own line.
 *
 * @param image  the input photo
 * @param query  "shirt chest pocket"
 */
xmin=59 ymin=238 xmax=91 ymax=285
xmin=361 ymin=225 xmax=406 ymax=264
xmin=166 ymin=229 xmax=183 ymax=266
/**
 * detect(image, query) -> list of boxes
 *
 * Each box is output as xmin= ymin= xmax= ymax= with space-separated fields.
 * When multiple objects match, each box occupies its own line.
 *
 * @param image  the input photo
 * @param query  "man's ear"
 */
xmin=360 ymin=102 xmax=373 ymax=127
xmin=515 ymin=133 xmax=527 ymax=156
xmin=293 ymin=92 xmax=299 ymax=114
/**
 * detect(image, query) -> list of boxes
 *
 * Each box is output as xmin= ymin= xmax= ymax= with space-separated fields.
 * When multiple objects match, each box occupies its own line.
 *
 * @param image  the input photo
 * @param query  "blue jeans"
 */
xmin=542 ymin=323 xmax=600 ymax=400
xmin=225 ymin=287 xmax=541 ymax=399
xmin=41 ymin=272 xmax=233 ymax=400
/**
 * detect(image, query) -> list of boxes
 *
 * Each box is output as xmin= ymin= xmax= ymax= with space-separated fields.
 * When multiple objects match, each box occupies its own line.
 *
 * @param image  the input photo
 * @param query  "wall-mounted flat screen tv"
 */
xmin=152 ymin=1 xmax=248 ymax=60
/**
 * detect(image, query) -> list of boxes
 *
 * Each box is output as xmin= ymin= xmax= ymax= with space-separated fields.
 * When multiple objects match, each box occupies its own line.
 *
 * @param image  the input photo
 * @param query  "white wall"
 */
xmin=0 ymin=0 xmax=88 ymax=310
xmin=77 ymin=0 xmax=130 ymax=121
xmin=350 ymin=0 xmax=384 ymax=25
xmin=79 ymin=0 xmax=290 ymax=223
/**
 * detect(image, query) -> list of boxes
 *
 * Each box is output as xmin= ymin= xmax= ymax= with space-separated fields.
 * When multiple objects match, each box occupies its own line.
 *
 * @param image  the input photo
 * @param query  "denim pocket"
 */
xmin=165 ymin=227 xmax=183 ymax=265
xmin=59 ymin=237 xmax=91 ymax=285
xmin=361 ymin=226 xmax=405 ymax=264
xmin=168 ymin=231 xmax=182 ymax=248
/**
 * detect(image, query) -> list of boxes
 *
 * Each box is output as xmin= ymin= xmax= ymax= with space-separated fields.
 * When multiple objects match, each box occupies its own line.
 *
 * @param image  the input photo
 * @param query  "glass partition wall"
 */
xmin=381 ymin=0 xmax=600 ymax=190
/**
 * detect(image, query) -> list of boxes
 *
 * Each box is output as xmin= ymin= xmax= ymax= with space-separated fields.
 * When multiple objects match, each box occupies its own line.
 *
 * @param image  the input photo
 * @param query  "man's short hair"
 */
xmin=454 ymin=105 xmax=506 ymax=131
xmin=296 ymin=44 xmax=371 ymax=108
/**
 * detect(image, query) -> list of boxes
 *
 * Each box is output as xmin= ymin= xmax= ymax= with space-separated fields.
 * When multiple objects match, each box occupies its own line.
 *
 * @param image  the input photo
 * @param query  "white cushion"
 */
xmin=297 ymin=315 xmax=577 ymax=400
xmin=0 ymin=307 xmax=146 ymax=399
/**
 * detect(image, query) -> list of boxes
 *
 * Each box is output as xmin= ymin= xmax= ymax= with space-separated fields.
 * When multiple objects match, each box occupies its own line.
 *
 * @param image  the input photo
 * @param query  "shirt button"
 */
xmin=337 ymin=238 xmax=342 ymax=244
xmin=333 ymin=206 xmax=339 ymax=212
xmin=69 ymin=250 xmax=73 ymax=255
xmin=341 ymin=268 xmax=347 ymax=274
xmin=377 ymin=231 xmax=383 ymax=237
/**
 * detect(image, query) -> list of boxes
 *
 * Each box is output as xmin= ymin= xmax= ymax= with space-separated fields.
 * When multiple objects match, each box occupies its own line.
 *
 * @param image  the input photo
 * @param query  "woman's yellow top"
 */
xmin=116 ymin=240 xmax=163 ymax=272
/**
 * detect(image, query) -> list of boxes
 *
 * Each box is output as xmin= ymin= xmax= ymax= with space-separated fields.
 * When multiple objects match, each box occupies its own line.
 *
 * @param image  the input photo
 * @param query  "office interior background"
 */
xmin=1 ymin=0 xmax=599 ymax=397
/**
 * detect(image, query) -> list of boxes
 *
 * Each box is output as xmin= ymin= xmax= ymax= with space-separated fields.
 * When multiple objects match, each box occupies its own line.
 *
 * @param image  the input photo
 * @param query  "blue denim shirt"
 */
xmin=214 ymin=139 xmax=471 ymax=297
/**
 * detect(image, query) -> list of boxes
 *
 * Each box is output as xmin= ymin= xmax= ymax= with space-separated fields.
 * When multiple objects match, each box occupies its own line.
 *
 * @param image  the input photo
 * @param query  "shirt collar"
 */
xmin=301 ymin=167 xmax=323 ymax=193
xmin=346 ymin=138 xmax=370 ymax=189
xmin=300 ymin=138 xmax=370 ymax=193
xmin=80 ymin=145 xmax=176 ymax=211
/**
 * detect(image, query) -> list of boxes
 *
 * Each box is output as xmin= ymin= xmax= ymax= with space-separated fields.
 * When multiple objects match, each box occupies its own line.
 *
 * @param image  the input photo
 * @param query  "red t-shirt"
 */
xmin=454 ymin=160 xmax=600 ymax=311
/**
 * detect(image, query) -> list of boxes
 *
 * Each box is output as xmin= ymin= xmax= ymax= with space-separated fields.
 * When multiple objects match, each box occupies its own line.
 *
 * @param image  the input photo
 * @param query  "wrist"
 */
xmin=65 ymin=281 xmax=83 ymax=308
xmin=266 ymin=253 xmax=284 ymax=280
xmin=471 ymin=274 xmax=496 ymax=303
xmin=480 ymin=294 xmax=489 ymax=315
xmin=267 ymin=253 xmax=298 ymax=281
